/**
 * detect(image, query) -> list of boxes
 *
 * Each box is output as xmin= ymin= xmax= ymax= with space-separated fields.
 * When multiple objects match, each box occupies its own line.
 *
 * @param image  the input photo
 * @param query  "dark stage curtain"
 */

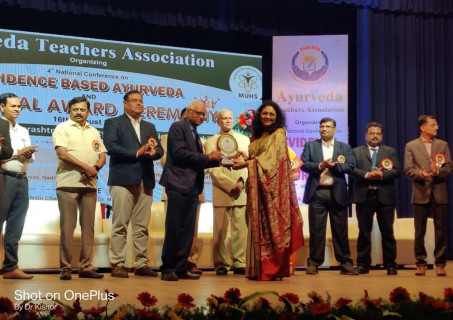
xmin=324 ymin=0 xmax=453 ymax=257
xmin=319 ymin=0 xmax=453 ymax=14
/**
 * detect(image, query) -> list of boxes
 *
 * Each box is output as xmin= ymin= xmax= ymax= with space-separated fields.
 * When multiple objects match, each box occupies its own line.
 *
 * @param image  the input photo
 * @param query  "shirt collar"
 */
xmin=421 ymin=137 xmax=433 ymax=144
xmin=68 ymin=118 xmax=91 ymax=129
xmin=322 ymin=139 xmax=334 ymax=148
xmin=367 ymin=145 xmax=379 ymax=150
xmin=125 ymin=112 xmax=141 ymax=125
xmin=185 ymin=118 xmax=196 ymax=132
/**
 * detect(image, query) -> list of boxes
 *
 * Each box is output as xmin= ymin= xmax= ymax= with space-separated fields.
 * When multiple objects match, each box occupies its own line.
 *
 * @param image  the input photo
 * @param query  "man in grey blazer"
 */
xmin=350 ymin=122 xmax=400 ymax=275
xmin=404 ymin=115 xmax=452 ymax=276
xmin=104 ymin=90 xmax=164 ymax=278
xmin=301 ymin=117 xmax=358 ymax=275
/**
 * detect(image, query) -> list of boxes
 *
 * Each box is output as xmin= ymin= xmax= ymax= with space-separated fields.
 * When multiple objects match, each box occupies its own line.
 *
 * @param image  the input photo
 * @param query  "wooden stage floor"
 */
xmin=0 ymin=265 xmax=451 ymax=311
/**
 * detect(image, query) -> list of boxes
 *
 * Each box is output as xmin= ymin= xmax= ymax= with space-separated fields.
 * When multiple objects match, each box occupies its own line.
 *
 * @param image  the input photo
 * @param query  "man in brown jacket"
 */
xmin=404 ymin=115 xmax=452 ymax=276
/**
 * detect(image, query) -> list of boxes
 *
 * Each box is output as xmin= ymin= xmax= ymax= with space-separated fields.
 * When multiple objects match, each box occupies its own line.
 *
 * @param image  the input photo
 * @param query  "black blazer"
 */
xmin=103 ymin=114 xmax=163 ymax=188
xmin=160 ymin=118 xmax=218 ymax=194
xmin=0 ymin=118 xmax=13 ymax=196
xmin=0 ymin=118 xmax=13 ymax=161
xmin=301 ymin=139 xmax=354 ymax=207
xmin=350 ymin=144 xmax=401 ymax=205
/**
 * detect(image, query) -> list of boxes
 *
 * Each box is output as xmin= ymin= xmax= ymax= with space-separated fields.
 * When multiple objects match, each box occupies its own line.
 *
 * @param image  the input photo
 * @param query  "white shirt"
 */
xmin=1 ymin=117 xmax=34 ymax=173
xmin=319 ymin=139 xmax=334 ymax=186
xmin=125 ymin=113 xmax=141 ymax=143
xmin=368 ymin=145 xmax=379 ymax=158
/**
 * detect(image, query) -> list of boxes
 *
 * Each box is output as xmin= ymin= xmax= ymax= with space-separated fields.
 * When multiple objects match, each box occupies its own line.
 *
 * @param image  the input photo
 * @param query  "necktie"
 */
xmin=193 ymin=129 xmax=202 ymax=153
xmin=371 ymin=147 xmax=377 ymax=171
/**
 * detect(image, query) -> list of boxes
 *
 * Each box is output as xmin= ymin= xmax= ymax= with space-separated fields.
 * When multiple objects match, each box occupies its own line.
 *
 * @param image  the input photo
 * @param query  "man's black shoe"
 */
xmin=161 ymin=271 xmax=178 ymax=281
xmin=79 ymin=270 xmax=104 ymax=279
xmin=306 ymin=265 xmax=318 ymax=275
xmin=357 ymin=265 xmax=370 ymax=274
xmin=340 ymin=263 xmax=359 ymax=275
xmin=135 ymin=267 xmax=158 ymax=277
xmin=216 ymin=266 xmax=228 ymax=275
xmin=233 ymin=267 xmax=246 ymax=275
xmin=177 ymin=271 xmax=200 ymax=280
xmin=387 ymin=267 xmax=398 ymax=275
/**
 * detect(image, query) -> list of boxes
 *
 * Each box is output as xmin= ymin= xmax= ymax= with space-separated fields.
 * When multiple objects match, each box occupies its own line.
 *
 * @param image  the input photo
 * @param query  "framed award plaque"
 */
xmin=217 ymin=134 xmax=238 ymax=166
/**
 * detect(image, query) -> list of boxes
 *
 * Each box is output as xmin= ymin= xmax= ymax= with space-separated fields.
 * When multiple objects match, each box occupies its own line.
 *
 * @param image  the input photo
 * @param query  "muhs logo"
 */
xmin=229 ymin=66 xmax=262 ymax=101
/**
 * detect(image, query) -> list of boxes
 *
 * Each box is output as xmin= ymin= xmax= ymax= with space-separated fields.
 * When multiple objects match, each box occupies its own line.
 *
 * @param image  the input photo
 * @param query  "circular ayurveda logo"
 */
xmin=229 ymin=66 xmax=262 ymax=101
xmin=291 ymin=45 xmax=329 ymax=83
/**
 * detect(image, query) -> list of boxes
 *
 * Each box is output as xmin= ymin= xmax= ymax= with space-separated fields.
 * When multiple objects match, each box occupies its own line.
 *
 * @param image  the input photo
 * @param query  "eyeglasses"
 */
xmin=127 ymin=99 xmax=143 ymax=104
xmin=188 ymin=108 xmax=207 ymax=118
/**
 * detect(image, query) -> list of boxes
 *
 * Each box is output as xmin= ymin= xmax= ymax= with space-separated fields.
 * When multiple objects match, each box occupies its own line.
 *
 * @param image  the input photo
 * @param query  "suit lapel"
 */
xmin=182 ymin=119 xmax=198 ymax=152
xmin=314 ymin=139 xmax=323 ymax=161
xmin=362 ymin=146 xmax=372 ymax=163
xmin=416 ymin=138 xmax=431 ymax=161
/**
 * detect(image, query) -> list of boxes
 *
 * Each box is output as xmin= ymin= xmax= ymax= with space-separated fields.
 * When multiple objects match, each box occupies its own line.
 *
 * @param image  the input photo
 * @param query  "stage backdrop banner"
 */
xmin=272 ymin=35 xmax=349 ymax=204
xmin=0 ymin=29 xmax=262 ymax=204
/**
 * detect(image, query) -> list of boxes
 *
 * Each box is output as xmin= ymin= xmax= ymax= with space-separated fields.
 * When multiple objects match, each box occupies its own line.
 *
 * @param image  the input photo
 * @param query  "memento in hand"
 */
xmin=217 ymin=134 xmax=239 ymax=166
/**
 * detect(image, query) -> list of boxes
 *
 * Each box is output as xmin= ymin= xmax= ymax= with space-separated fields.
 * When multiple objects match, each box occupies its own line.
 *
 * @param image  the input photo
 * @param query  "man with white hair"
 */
xmin=205 ymin=109 xmax=249 ymax=275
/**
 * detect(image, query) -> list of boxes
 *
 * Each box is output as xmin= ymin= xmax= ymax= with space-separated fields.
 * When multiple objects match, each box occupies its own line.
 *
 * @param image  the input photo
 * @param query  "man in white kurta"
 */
xmin=205 ymin=109 xmax=249 ymax=275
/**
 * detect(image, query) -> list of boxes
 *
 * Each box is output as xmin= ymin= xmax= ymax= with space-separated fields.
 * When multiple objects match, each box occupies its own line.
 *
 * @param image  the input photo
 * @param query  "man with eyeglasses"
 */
xmin=103 ymin=90 xmax=164 ymax=278
xmin=160 ymin=100 xmax=222 ymax=281
xmin=0 ymin=92 xmax=37 ymax=279
xmin=301 ymin=117 xmax=358 ymax=275
xmin=404 ymin=115 xmax=452 ymax=276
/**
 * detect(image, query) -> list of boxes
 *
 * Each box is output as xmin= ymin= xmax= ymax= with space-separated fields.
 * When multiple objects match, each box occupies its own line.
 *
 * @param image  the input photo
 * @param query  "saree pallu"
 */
xmin=245 ymin=128 xmax=304 ymax=280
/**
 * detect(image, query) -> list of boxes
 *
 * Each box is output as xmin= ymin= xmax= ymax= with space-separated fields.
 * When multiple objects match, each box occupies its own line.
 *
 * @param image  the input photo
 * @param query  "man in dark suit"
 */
xmin=103 ymin=90 xmax=164 ymax=278
xmin=159 ymin=100 xmax=222 ymax=281
xmin=404 ymin=115 xmax=452 ymax=276
xmin=0 ymin=117 xmax=13 ymax=196
xmin=350 ymin=122 xmax=400 ymax=275
xmin=301 ymin=117 xmax=358 ymax=275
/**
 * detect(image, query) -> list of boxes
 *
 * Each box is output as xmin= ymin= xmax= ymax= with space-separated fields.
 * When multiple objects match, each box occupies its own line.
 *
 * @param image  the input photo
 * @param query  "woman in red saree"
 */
xmin=234 ymin=101 xmax=304 ymax=280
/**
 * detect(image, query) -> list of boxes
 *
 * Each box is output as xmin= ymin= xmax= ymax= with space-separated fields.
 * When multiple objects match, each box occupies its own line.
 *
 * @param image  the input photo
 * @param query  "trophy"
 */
xmin=217 ymin=134 xmax=239 ymax=166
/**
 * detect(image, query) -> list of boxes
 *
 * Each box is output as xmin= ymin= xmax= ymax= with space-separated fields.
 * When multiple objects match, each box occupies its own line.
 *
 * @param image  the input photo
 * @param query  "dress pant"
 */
xmin=57 ymin=187 xmax=96 ymax=271
xmin=0 ymin=175 xmax=29 ymax=272
xmin=109 ymin=182 xmax=153 ymax=269
xmin=212 ymin=205 xmax=247 ymax=270
xmin=413 ymin=197 xmax=448 ymax=267
xmin=307 ymin=188 xmax=352 ymax=266
xmin=164 ymin=200 xmax=201 ymax=266
xmin=161 ymin=187 xmax=199 ymax=274
xmin=356 ymin=190 xmax=396 ymax=268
